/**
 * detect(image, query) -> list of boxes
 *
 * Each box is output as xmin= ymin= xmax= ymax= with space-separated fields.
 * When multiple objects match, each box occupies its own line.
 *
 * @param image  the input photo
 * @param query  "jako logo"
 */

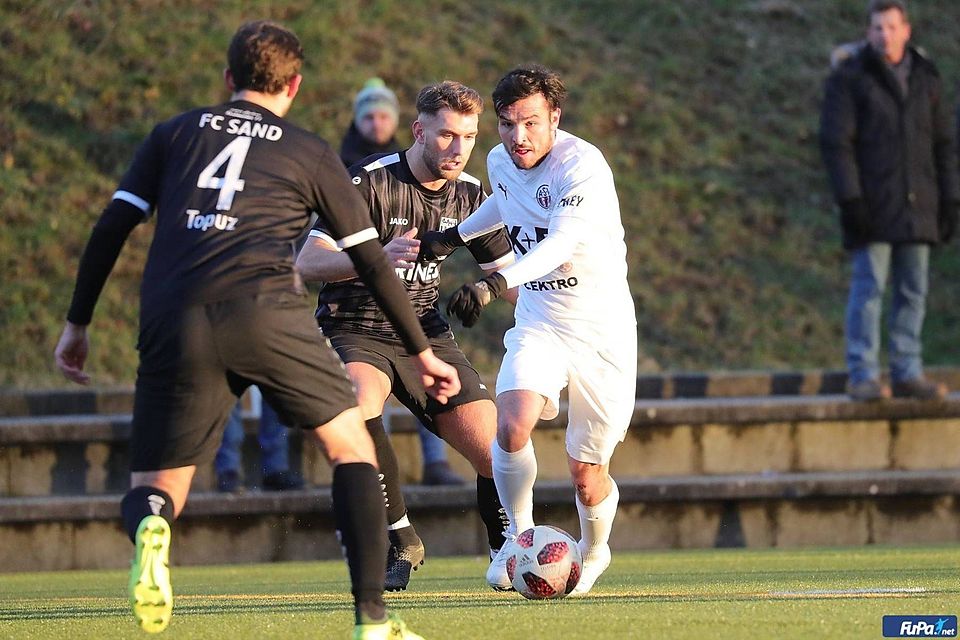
xmin=883 ymin=616 xmax=958 ymax=637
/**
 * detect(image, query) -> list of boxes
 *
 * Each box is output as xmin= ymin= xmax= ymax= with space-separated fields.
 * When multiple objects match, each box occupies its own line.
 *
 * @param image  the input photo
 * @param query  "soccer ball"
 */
xmin=506 ymin=525 xmax=582 ymax=599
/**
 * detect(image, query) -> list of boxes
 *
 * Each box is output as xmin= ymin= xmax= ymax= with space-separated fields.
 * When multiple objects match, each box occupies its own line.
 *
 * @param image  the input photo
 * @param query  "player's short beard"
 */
xmin=423 ymin=145 xmax=462 ymax=182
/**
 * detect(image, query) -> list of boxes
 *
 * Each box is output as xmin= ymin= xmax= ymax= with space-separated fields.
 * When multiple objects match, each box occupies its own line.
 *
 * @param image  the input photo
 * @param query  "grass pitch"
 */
xmin=1 ymin=546 xmax=957 ymax=639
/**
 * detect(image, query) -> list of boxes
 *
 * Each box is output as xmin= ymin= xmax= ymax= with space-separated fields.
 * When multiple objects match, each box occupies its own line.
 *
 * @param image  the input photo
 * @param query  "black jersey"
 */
xmin=311 ymin=151 xmax=513 ymax=339
xmin=113 ymin=100 xmax=377 ymax=322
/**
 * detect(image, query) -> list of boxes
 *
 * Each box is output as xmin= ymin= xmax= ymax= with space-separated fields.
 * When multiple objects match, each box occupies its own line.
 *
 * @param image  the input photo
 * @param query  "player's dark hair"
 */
xmin=416 ymin=81 xmax=483 ymax=116
xmin=228 ymin=21 xmax=304 ymax=94
xmin=867 ymin=0 xmax=908 ymax=20
xmin=492 ymin=65 xmax=567 ymax=115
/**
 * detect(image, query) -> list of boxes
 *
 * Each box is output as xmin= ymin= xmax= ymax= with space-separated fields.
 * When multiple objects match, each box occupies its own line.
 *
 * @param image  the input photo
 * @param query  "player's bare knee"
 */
xmin=573 ymin=479 xmax=608 ymax=506
xmin=568 ymin=461 xmax=610 ymax=506
xmin=496 ymin=423 xmax=533 ymax=452
xmin=354 ymin=391 xmax=387 ymax=421
xmin=496 ymin=415 xmax=535 ymax=452
xmin=311 ymin=407 xmax=377 ymax=466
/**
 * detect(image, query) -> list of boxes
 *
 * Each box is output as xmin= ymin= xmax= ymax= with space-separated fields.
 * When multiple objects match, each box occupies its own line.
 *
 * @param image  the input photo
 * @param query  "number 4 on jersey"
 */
xmin=197 ymin=136 xmax=251 ymax=210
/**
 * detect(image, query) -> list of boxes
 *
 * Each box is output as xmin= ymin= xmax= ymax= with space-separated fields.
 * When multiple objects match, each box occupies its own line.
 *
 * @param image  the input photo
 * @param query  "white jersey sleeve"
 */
xmin=457 ymin=193 xmax=505 ymax=241
xmin=496 ymin=214 xmax=584 ymax=289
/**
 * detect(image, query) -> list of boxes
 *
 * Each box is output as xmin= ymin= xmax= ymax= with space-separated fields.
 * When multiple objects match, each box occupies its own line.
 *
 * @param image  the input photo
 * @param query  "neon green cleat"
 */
xmin=353 ymin=612 xmax=426 ymax=640
xmin=128 ymin=515 xmax=173 ymax=633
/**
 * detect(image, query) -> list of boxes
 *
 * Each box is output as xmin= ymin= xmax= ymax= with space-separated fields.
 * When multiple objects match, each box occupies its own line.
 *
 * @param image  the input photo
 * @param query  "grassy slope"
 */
xmin=3 ymin=0 xmax=959 ymax=386
xmin=1 ymin=547 xmax=958 ymax=639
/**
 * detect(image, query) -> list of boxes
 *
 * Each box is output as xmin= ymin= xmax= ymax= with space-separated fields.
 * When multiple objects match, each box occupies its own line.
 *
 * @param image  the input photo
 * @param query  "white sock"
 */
xmin=576 ymin=477 xmax=619 ymax=555
xmin=491 ymin=439 xmax=537 ymax=537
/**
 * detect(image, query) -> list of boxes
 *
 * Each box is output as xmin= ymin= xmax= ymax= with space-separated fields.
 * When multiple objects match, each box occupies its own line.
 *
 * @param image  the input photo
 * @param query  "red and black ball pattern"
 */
xmin=564 ymin=560 xmax=581 ymax=594
xmin=516 ymin=529 xmax=535 ymax=549
xmin=521 ymin=572 xmax=559 ymax=599
xmin=508 ymin=525 xmax=582 ymax=600
xmin=537 ymin=541 xmax=569 ymax=566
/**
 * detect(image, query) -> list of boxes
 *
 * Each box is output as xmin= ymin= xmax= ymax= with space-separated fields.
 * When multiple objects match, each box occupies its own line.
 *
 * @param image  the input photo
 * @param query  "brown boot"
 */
xmin=846 ymin=379 xmax=891 ymax=402
xmin=891 ymin=378 xmax=948 ymax=400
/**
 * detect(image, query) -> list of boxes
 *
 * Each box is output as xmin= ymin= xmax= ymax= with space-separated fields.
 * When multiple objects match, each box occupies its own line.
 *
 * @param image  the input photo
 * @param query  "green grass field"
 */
xmin=1 ymin=546 xmax=957 ymax=639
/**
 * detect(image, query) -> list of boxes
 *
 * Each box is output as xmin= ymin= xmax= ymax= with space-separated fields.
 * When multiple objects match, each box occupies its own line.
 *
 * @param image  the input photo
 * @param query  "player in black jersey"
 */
xmin=296 ymin=81 xmax=515 ymax=591
xmin=52 ymin=21 xmax=452 ymax=639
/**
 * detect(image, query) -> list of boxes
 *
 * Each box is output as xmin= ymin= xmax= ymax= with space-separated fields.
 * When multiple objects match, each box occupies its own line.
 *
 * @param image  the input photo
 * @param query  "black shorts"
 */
xmin=131 ymin=292 xmax=357 ymax=471
xmin=326 ymin=329 xmax=491 ymax=435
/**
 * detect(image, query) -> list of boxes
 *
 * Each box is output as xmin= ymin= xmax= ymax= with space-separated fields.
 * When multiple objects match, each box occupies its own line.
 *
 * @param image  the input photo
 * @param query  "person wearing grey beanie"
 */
xmin=340 ymin=78 xmax=402 ymax=167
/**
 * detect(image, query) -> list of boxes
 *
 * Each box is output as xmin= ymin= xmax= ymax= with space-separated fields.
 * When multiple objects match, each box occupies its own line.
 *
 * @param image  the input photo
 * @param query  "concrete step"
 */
xmin=4 ymin=368 xmax=958 ymax=417
xmin=2 ymin=395 xmax=959 ymax=497
xmin=2 ymin=470 xmax=958 ymax=571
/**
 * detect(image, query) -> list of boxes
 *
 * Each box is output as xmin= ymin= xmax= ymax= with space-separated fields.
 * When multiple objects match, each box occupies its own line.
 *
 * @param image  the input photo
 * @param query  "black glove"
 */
xmin=418 ymin=227 xmax=466 ymax=262
xmin=939 ymin=200 xmax=959 ymax=243
xmin=446 ymin=272 xmax=507 ymax=328
xmin=839 ymin=198 xmax=870 ymax=240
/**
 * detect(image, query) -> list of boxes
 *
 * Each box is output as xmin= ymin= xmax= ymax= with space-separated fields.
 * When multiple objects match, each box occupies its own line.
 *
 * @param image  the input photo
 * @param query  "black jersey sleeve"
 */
xmin=307 ymin=147 xmax=378 ymax=242
xmin=310 ymin=156 xmax=387 ymax=241
xmin=66 ymin=199 xmax=145 ymax=325
xmin=309 ymin=157 xmax=374 ymax=239
xmin=310 ymin=147 xmax=428 ymax=354
xmin=114 ymin=124 xmax=166 ymax=217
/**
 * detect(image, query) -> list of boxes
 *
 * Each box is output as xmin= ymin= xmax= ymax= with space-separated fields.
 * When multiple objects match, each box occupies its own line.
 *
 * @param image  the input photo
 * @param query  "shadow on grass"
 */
xmin=4 ymin=586 xmax=958 ymax=623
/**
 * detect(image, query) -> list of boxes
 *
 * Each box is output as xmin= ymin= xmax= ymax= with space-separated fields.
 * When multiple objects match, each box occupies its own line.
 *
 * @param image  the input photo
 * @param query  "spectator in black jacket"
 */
xmin=339 ymin=78 xmax=402 ymax=167
xmin=819 ymin=0 xmax=958 ymax=401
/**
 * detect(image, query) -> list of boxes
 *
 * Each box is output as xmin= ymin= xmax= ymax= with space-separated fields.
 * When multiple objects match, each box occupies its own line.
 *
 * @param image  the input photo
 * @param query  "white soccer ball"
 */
xmin=506 ymin=525 xmax=582 ymax=599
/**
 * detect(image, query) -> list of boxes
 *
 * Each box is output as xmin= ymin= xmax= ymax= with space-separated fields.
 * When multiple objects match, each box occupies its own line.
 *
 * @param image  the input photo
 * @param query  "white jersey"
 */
xmin=463 ymin=130 xmax=635 ymax=339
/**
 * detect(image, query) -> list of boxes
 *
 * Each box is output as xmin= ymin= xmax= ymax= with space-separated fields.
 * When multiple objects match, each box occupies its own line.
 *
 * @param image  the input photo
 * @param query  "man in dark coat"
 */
xmin=819 ymin=0 xmax=958 ymax=401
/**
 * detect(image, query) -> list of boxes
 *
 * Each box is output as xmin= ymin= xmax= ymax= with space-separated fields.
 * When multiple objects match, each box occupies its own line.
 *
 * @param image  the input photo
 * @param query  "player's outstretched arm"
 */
xmin=54 ymin=321 xmax=91 ymax=385
xmin=419 ymin=226 xmax=466 ymax=262
xmin=419 ymin=195 xmax=505 ymax=262
xmin=296 ymin=235 xmax=358 ymax=283
xmin=446 ymin=272 xmax=508 ymax=328
xmin=298 ymin=228 xmax=421 ymax=282
xmin=412 ymin=348 xmax=461 ymax=405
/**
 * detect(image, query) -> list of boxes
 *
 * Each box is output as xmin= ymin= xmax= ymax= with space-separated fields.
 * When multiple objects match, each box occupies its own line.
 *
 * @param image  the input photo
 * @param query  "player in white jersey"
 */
xmin=420 ymin=65 xmax=637 ymax=595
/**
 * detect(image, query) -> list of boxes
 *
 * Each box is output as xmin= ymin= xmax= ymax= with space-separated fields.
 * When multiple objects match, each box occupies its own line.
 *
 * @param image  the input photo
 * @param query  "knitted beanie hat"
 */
xmin=353 ymin=78 xmax=399 ymax=128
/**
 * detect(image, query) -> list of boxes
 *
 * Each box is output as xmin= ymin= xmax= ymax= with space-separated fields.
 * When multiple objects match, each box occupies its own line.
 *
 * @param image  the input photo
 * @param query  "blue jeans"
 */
xmin=215 ymin=400 xmax=290 ymax=476
xmin=845 ymin=243 xmax=929 ymax=384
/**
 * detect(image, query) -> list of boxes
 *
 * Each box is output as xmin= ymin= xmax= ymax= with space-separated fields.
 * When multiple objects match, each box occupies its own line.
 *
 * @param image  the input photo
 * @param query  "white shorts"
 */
xmin=496 ymin=322 xmax=637 ymax=464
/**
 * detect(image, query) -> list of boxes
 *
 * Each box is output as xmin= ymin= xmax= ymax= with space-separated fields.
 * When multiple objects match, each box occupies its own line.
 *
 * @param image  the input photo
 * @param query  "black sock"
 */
xmin=120 ymin=486 xmax=174 ymax=543
xmin=477 ymin=475 xmax=509 ymax=550
xmin=332 ymin=462 xmax=387 ymax=625
xmin=365 ymin=416 xmax=407 ymax=526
